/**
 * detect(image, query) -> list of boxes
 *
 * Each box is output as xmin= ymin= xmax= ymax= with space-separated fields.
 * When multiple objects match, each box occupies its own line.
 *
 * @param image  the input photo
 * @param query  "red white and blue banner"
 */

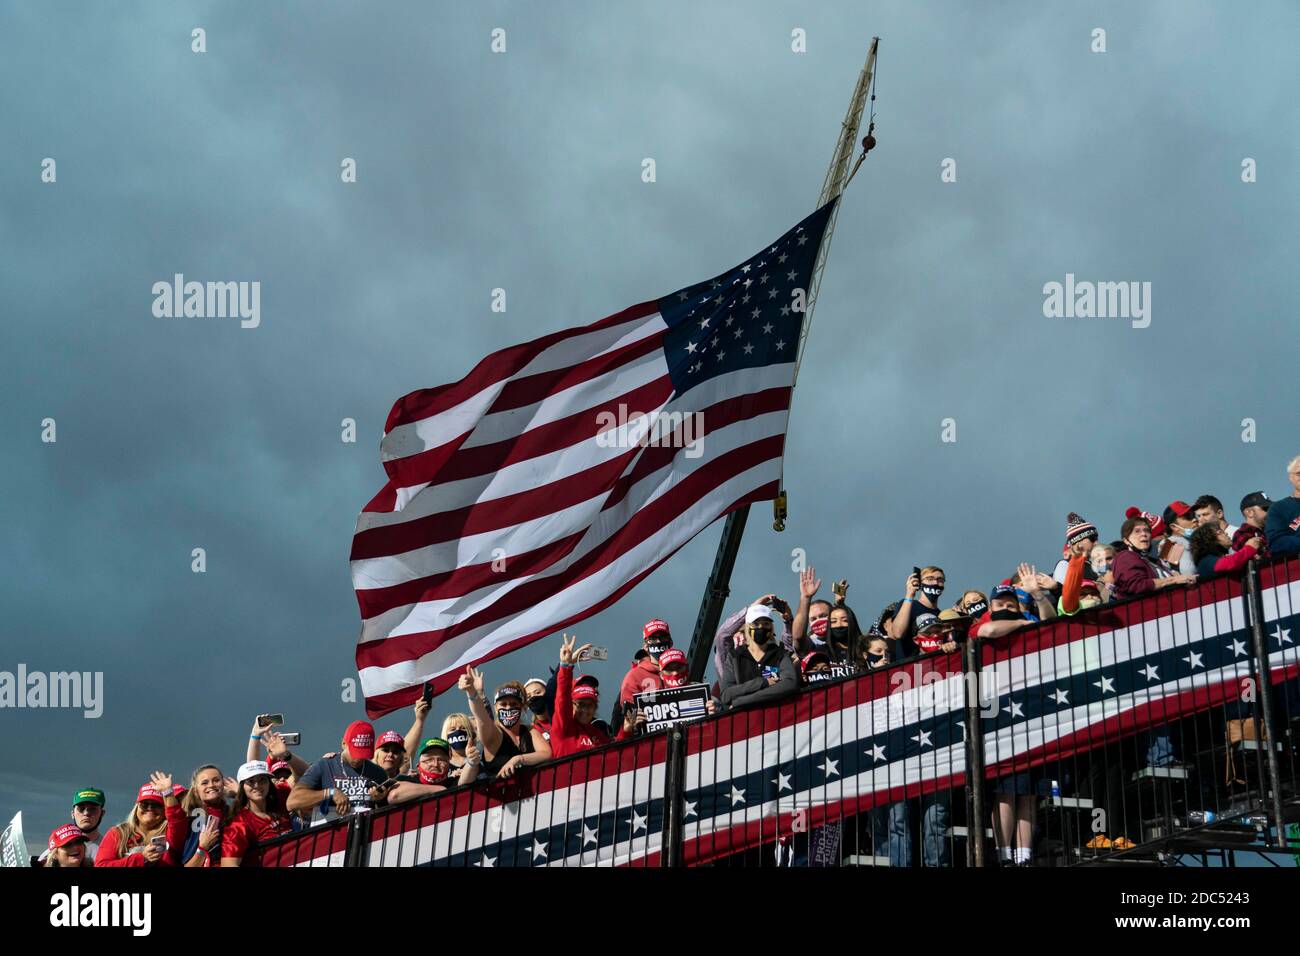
xmin=269 ymin=558 xmax=1300 ymax=867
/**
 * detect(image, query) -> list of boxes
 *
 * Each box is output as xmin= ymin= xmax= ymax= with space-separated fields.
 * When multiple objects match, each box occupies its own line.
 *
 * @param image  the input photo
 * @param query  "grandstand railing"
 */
xmin=261 ymin=553 xmax=1300 ymax=867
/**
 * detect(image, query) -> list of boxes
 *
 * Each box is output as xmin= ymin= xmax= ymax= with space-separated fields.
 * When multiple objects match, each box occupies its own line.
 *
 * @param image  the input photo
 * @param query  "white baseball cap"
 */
xmin=745 ymin=604 xmax=777 ymax=626
xmin=236 ymin=760 xmax=271 ymax=783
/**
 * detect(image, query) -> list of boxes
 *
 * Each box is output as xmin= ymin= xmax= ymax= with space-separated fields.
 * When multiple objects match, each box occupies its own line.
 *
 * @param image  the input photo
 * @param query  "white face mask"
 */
xmin=1079 ymin=595 xmax=1101 ymax=610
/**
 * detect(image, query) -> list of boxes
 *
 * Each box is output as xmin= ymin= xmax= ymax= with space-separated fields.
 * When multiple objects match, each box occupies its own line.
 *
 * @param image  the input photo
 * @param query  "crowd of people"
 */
xmin=34 ymin=458 xmax=1300 ymax=868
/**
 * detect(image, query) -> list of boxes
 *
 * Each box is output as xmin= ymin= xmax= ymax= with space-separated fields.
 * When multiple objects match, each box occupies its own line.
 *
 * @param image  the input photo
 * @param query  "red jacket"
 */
xmin=551 ymin=665 xmax=631 ymax=758
xmin=619 ymin=658 xmax=663 ymax=704
xmin=95 ymin=805 xmax=184 ymax=867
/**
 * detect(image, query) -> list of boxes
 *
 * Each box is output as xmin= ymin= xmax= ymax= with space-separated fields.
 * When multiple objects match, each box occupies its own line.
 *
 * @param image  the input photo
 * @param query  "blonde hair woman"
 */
xmin=94 ymin=778 xmax=182 ymax=867
xmin=441 ymin=713 xmax=482 ymax=783
xmin=178 ymin=764 xmax=227 ymax=867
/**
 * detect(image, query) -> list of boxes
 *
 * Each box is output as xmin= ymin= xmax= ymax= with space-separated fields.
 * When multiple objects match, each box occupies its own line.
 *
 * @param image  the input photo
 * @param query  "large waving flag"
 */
xmin=351 ymin=202 xmax=836 ymax=716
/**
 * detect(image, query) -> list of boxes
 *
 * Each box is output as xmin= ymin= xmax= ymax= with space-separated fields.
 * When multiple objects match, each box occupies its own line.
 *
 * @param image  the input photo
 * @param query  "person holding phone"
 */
xmin=710 ymin=593 xmax=796 ymax=680
xmin=221 ymin=760 xmax=297 ymax=866
xmin=718 ymin=605 xmax=799 ymax=711
xmin=287 ymin=720 xmax=390 ymax=825
xmin=245 ymin=715 xmax=312 ymax=780
xmin=94 ymin=780 xmax=182 ymax=867
xmin=885 ymin=565 xmax=948 ymax=661
xmin=550 ymin=634 xmax=637 ymax=757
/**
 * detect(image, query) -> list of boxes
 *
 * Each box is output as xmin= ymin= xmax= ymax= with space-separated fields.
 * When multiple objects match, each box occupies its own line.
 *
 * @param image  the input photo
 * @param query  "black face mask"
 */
xmin=526 ymin=697 xmax=548 ymax=716
xmin=990 ymin=609 xmax=1022 ymax=622
xmin=964 ymin=600 xmax=988 ymax=618
xmin=921 ymin=584 xmax=945 ymax=601
xmin=828 ymin=626 xmax=850 ymax=646
xmin=866 ymin=652 xmax=887 ymax=666
xmin=447 ymin=731 xmax=469 ymax=752
xmin=751 ymin=627 xmax=773 ymax=646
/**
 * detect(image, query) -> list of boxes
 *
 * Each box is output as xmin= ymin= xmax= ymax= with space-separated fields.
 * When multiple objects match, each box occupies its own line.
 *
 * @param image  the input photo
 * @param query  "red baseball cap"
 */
xmin=658 ymin=648 xmax=687 ymax=669
xmin=48 ymin=824 xmax=87 ymax=849
xmin=376 ymin=730 xmax=405 ymax=749
xmin=135 ymin=785 xmax=165 ymax=806
xmin=643 ymin=619 xmax=671 ymax=641
xmin=345 ymin=720 xmax=375 ymax=759
xmin=268 ymin=759 xmax=292 ymax=776
xmin=1168 ymin=500 xmax=1193 ymax=518
xmin=572 ymin=683 xmax=599 ymax=701
xmin=801 ymin=651 xmax=831 ymax=673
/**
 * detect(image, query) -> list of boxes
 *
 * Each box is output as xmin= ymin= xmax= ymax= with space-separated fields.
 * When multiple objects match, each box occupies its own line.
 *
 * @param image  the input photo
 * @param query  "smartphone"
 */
xmin=257 ymin=713 xmax=284 ymax=728
xmin=150 ymin=835 xmax=167 ymax=848
xmin=421 ymin=681 xmax=435 ymax=704
xmin=912 ymin=566 xmax=922 ymax=581
xmin=278 ymin=731 xmax=301 ymax=747
xmin=580 ymin=646 xmax=609 ymax=662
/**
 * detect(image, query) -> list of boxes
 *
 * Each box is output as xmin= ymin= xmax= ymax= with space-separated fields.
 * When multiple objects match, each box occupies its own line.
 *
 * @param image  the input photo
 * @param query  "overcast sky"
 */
xmin=2 ymin=1 xmax=1297 ymax=845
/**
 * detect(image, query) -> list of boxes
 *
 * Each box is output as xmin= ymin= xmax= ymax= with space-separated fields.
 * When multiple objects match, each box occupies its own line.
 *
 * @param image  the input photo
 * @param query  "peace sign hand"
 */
xmin=464 ymin=665 xmax=485 ymax=695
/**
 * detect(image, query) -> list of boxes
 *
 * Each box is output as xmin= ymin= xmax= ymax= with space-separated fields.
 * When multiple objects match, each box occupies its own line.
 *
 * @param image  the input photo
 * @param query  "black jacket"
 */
xmin=720 ymin=641 xmax=799 ymax=710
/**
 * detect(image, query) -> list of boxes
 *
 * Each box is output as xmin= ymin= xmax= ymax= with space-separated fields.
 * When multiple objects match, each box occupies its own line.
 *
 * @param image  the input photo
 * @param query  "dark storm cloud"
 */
xmin=1 ymin=1 xmax=1296 ymax=843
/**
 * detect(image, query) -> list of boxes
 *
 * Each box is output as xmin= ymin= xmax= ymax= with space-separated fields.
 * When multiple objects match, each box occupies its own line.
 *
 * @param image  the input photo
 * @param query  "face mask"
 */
xmin=418 ymin=764 xmax=444 ymax=785
xmin=963 ymin=600 xmax=988 ymax=618
xmin=809 ymin=617 xmax=829 ymax=638
xmin=991 ymin=609 xmax=1022 ymax=622
xmin=921 ymin=584 xmax=945 ymax=600
xmin=646 ymin=642 xmax=670 ymax=660
xmin=828 ymin=626 xmax=850 ymax=645
xmin=867 ymin=652 xmax=887 ymax=667
xmin=1079 ymin=596 xmax=1101 ymax=610
xmin=446 ymin=730 xmax=468 ymax=752
xmin=497 ymin=707 xmax=521 ymax=728
xmin=1091 ymin=560 xmax=1110 ymax=574
xmin=526 ymin=697 xmax=548 ymax=716
xmin=751 ymin=627 xmax=773 ymax=646
xmin=662 ymin=670 xmax=688 ymax=688
xmin=1180 ymin=525 xmax=1194 ymax=539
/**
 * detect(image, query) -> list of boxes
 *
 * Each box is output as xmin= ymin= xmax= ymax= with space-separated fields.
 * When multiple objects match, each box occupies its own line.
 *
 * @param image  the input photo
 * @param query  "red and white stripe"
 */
xmin=352 ymin=301 xmax=796 ymax=716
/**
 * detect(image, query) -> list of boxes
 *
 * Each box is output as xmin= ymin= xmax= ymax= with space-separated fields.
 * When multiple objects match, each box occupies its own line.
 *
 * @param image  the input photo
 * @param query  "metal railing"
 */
xmin=262 ymin=553 xmax=1300 ymax=867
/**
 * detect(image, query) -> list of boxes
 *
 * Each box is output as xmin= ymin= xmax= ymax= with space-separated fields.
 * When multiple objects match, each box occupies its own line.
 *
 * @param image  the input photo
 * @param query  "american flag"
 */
xmin=350 ymin=202 xmax=837 ymax=716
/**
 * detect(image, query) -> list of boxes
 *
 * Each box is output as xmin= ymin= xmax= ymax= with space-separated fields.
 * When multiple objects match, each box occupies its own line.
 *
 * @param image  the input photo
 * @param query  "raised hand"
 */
xmin=465 ymin=665 xmax=485 ymax=695
xmin=198 ymin=814 xmax=220 ymax=851
xmin=265 ymin=732 xmax=288 ymax=759
xmin=799 ymin=567 xmax=821 ymax=599
xmin=414 ymin=698 xmax=431 ymax=720
xmin=150 ymin=770 xmax=173 ymax=794
xmin=1016 ymin=563 xmax=1041 ymax=594
xmin=223 ymin=776 xmax=239 ymax=800
xmin=905 ymin=572 xmax=919 ymax=599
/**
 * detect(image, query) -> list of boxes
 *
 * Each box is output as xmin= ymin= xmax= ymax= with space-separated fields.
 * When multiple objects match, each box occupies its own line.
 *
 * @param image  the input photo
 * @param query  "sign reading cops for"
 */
xmin=634 ymin=683 xmax=710 ymax=732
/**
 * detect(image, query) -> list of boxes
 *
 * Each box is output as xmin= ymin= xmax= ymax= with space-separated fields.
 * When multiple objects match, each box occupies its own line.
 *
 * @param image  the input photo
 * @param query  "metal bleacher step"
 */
xmin=843 ymin=854 xmax=892 ymax=867
xmin=1039 ymin=795 xmax=1094 ymax=811
xmin=950 ymin=825 xmax=995 ymax=840
xmin=1130 ymin=765 xmax=1191 ymax=782
xmin=1240 ymin=738 xmax=1286 ymax=753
